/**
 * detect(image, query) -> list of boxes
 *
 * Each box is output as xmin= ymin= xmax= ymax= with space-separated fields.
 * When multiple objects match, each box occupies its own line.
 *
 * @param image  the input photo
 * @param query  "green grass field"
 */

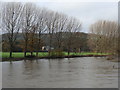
xmin=0 ymin=52 xmax=110 ymax=58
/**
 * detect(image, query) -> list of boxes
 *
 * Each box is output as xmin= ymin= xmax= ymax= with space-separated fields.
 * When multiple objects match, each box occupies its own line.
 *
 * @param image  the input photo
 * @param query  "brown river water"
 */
xmin=2 ymin=57 xmax=118 ymax=88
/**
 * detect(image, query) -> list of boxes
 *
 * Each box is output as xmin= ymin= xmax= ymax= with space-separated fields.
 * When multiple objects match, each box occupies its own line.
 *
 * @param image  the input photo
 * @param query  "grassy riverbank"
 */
xmin=0 ymin=52 xmax=110 ymax=58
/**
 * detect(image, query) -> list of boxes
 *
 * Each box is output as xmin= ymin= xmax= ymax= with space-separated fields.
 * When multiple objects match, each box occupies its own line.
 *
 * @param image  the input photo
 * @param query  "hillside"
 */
xmin=1 ymin=32 xmax=90 ymax=52
xmin=1 ymin=32 xmax=88 ymax=43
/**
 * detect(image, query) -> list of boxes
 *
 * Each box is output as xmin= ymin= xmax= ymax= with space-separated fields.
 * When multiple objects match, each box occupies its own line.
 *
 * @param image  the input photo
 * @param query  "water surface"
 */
xmin=2 ymin=57 xmax=118 ymax=88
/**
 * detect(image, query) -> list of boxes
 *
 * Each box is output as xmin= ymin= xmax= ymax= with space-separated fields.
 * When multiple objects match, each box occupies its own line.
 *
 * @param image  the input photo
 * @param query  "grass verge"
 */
xmin=0 ymin=52 xmax=110 ymax=58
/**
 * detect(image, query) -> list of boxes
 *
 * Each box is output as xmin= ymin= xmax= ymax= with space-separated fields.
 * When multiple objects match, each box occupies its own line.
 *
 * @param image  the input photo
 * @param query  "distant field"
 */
xmin=0 ymin=52 xmax=110 ymax=58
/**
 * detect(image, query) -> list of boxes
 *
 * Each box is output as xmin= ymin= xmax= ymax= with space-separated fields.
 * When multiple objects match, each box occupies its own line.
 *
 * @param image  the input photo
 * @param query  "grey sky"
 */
xmin=0 ymin=1 xmax=118 ymax=33
xmin=36 ymin=2 xmax=118 ymax=33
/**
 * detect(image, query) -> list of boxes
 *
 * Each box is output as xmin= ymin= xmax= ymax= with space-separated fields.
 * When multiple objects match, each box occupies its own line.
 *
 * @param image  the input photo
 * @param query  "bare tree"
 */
xmin=2 ymin=2 xmax=23 ymax=58
xmin=27 ymin=26 xmax=38 ymax=56
xmin=88 ymin=20 xmax=118 ymax=54
xmin=45 ymin=11 xmax=58 ymax=56
xmin=53 ymin=13 xmax=68 ymax=53
xmin=35 ymin=8 xmax=48 ymax=57
xmin=21 ymin=3 xmax=37 ymax=57
xmin=64 ymin=17 xmax=82 ymax=55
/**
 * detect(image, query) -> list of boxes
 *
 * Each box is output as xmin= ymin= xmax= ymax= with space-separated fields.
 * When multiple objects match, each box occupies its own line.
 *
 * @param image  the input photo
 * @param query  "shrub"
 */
xmin=50 ymin=49 xmax=64 ymax=57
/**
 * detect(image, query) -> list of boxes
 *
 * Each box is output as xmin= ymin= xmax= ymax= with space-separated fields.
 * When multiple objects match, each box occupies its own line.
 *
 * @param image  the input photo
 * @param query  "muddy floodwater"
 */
xmin=2 ymin=57 xmax=118 ymax=88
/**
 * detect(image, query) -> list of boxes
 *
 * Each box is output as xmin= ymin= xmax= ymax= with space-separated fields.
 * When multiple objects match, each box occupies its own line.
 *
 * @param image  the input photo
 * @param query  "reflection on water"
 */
xmin=2 ymin=57 xmax=118 ymax=88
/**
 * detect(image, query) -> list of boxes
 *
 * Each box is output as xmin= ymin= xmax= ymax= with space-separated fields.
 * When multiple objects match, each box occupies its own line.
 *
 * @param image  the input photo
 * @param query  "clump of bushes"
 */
xmin=49 ymin=49 xmax=65 ymax=57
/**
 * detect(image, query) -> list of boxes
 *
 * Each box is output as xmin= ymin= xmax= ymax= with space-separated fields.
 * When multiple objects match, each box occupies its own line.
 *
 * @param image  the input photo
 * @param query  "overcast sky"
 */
xmin=0 ymin=0 xmax=118 ymax=33
xmin=35 ymin=2 xmax=118 ymax=33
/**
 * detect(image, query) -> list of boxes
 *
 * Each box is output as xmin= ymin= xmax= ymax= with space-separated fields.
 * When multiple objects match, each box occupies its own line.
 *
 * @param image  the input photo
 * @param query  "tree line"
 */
xmin=1 ymin=2 xmax=82 ymax=57
xmin=1 ymin=2 xmax=118 ymax=58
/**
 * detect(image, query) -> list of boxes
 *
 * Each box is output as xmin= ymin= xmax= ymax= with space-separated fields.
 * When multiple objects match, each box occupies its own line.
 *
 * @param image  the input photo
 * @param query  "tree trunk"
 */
xmin=31 ymin=52 xmax=33 ymax=56
xmin=68 ymin=51 xmax=70 ymax=56
xmin=36 ymin=35 xmax=41 ymax=57
xmin=9 ymin=43 xmax=13 ymax=58
xmin=36 ymin=52 xmax=38 ymax=57
xmin=9 ymin=44 xmax=13 ymax=63
xmin=10 ymin=51 xmax=12 ymax=58
xmin=49 ymin=35 xmax=52 ymax=56
xmin=24 ymin=51 xmax=27 ymax=57
xmin=24 ymin=39 xmax=28 ymax=57
xmin=68 ymin=46 xmax=70 ymax=56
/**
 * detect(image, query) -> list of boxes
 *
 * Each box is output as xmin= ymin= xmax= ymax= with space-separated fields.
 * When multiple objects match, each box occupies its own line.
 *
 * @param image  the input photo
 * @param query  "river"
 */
xmin=2 ymin=57 xmax=118 ymax=88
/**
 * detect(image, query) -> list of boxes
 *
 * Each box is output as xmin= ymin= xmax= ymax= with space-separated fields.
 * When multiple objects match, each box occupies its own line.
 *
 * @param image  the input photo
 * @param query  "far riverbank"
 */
xmin=2 ymin=54 xmax=113 ymax=62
